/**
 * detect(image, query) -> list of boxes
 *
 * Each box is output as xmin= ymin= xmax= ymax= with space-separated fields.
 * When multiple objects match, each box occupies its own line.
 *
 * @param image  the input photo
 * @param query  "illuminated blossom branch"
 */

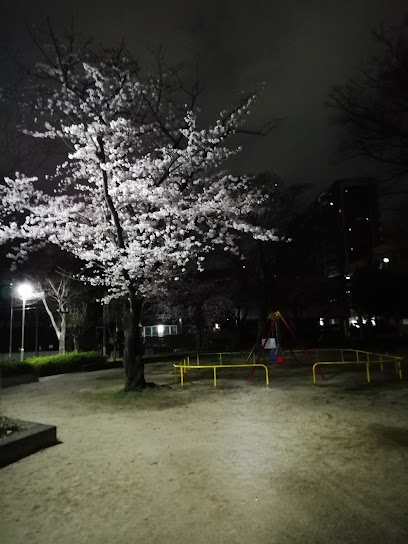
xmin=0 ymin=30 xmax=278 ymax=389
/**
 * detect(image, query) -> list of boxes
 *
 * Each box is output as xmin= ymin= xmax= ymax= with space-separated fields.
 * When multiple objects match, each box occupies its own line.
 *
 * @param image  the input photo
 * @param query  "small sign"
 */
xmin=262 ymin=338 xmax=276 ymax=349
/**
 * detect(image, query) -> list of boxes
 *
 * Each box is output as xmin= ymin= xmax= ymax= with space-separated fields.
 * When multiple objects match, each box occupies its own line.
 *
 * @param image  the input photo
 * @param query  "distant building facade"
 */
xmin=317 ymin=178 xmax=380 ymax=278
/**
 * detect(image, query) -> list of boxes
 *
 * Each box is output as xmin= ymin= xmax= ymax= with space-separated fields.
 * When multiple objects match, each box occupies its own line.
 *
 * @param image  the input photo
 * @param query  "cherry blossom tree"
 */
xmin=0 ymin=27 xmax=278 ymax=390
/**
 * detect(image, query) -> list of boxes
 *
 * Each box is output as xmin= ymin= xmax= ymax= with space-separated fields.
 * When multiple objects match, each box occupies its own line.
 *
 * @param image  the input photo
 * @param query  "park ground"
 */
xmin=1 ymin=359 xmax=408 ymax=543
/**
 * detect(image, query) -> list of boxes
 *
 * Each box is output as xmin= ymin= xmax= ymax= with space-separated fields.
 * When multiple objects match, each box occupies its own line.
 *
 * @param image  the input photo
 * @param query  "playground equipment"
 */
xmin=173 ymin=347 xmax=403 ymax=388
xmin=246 ymin=311 xmax=326 ymax=383
xmin=172 ymin=316 xmax=404 ymax=388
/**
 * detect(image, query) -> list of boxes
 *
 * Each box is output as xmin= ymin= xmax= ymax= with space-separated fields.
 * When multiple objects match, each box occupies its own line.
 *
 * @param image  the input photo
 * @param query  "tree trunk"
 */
xmin=59 ymin=313 xmax=66 ymax=354
xmin=237 ymin=304 xmax=248 ymax=347
xmin=194 ymin=307 xmax=204 ymax=351
xmin=122 ymin=289 xmax=148 ymax=391
xmin=73 ymin=334 xmax=79 ymax=352
xmin=107 ymin=326 xmax=117 ymax=361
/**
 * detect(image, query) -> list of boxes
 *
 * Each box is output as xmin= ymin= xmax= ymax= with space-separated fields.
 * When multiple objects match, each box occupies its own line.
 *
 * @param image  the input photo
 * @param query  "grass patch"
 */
xmin=78 ymin=380 xmax=215 ymax=411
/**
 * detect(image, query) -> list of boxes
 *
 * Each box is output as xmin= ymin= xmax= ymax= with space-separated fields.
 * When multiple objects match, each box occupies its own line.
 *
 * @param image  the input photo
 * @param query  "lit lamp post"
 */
xmin=16 ymin=282 xmax=36 ymax=361
xmin=9 ymin=282 xmax=13 ymax=358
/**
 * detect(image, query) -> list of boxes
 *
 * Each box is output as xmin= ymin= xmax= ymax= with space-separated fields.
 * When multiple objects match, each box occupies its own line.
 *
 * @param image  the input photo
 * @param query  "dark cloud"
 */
xmin=1 ymin=0 xmax=407 ymax=189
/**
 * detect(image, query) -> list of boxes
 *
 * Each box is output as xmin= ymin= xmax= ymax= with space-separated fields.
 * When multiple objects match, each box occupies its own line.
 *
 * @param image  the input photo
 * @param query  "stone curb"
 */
xmin=0 ymin=420 xmax=58 ymax=468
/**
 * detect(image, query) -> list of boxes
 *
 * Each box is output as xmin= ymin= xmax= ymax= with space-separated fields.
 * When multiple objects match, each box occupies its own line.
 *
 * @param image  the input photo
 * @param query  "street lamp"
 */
xmin=9 ymin=282 xmax=13 ymax=358
xmin=16 ymin=282 xmax=36 ymax=361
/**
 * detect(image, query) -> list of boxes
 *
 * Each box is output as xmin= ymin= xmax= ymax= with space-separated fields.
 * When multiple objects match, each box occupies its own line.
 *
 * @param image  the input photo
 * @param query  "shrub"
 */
xmin=25 ymin=351 xmax=108 ymax=377
xmin=0 ymin=359 xmax=34 ymax=377
xmin=0 ymin=416 xmax=25 ymax=438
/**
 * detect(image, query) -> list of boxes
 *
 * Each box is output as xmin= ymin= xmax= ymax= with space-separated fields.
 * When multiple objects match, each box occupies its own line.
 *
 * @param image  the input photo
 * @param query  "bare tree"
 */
xmin=328 ymin=18 xmax=408 ymax=182
xmin=39 ymin=274 xmax=73 ymax=354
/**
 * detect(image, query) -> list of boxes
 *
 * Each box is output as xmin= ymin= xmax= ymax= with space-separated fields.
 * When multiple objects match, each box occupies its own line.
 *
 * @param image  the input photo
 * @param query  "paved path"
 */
xmin=1 ymin=364 xmax=408 ymax=543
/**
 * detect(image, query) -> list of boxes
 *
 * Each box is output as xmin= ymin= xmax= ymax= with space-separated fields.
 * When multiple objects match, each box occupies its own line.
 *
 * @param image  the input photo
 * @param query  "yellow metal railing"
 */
xmin=308 ymin=349 xmax=403 ymax=385
xmin=174 ymin=361 xmax=269 ymax=388
xmin=181 ymin=351 xmax=256 ymax=368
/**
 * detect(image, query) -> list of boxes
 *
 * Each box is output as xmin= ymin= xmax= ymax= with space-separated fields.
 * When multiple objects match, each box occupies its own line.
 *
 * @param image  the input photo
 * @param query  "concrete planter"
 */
xmin=0 ymin=420 xmax=58 ymax=468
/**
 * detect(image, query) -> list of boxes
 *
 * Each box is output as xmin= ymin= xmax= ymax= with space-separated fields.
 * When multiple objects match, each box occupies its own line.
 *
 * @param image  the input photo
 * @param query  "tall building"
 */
xmin=318 ymin=178 xmax=380 ymax=278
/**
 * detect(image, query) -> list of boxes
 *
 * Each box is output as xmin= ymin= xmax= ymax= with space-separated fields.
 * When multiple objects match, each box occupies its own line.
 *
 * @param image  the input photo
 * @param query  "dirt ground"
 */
xmin=1 ymin=360 xmax=408 ymax=544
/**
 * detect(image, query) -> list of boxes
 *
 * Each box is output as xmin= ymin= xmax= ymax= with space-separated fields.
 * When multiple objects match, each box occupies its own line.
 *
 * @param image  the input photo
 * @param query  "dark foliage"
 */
xmin=328 ymin=18 xmax=408 ymax=181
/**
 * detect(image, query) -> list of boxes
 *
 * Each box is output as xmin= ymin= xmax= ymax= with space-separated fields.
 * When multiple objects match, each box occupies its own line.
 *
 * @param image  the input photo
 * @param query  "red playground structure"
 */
xmin=245 ymin=311 xmax=326 ymax=383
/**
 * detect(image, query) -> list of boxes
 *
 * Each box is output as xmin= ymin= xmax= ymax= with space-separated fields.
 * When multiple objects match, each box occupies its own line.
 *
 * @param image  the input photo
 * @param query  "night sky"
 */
xmin=1 ymin=0 xmax=407 ymax=192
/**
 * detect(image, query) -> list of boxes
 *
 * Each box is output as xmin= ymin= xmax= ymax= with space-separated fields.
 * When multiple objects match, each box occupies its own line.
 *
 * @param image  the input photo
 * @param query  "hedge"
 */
xmin=0 ymin=360 xmax=34 ymax=377
xmin=0 ymin=351 xmax=108 ymax=378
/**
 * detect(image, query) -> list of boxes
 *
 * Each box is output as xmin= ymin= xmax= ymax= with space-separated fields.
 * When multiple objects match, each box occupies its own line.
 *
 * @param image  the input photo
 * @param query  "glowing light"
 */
xmin=157 ymin=324 xmax=164 ymax=335
xmin=16 ymin=282 xmax=36 ymax=300
xmin=383 ymin=257 xmax=390 ymax=263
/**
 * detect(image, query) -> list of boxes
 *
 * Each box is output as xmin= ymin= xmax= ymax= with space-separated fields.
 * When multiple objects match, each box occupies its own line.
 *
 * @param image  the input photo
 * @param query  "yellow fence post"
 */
xmin=366 ymin=352 xmax=370 ymax=383
xmin=312 ymin=363 xmax=318 ymax=385
xmin=173 ymin=362 xmax=270 ymax=389
xmin=309 ymin=350 xmax=403 ymax=386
